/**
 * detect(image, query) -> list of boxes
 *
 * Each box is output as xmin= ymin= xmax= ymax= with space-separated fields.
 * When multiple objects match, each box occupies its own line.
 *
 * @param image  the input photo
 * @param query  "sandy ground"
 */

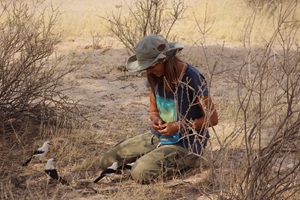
xmin=56 ymin=37 xmax=152 ymax=138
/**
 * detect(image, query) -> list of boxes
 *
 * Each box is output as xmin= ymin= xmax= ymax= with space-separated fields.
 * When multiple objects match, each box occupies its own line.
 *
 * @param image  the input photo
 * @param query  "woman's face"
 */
xmin=146 ymin=62 xmax=165 ymax=77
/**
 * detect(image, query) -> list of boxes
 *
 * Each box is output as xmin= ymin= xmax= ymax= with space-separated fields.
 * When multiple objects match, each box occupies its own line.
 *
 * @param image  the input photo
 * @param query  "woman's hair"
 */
xmin=147 ymin=55 xmax=183 ymax=93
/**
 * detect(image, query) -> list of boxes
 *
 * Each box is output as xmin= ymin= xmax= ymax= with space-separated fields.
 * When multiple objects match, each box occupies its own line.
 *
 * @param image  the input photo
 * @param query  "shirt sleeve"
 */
xmin=188 ymin=70 xmax=209 ymax=97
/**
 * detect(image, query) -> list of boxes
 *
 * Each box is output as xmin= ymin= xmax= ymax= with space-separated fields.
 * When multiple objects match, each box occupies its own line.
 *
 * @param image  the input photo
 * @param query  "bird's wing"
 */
xmin=102 ymin=168 xmax=117 ymax=174
xmin=45 ymin=169 xmax=59 ymax=180
xmin=117 ymin=164 xmax=132 ymax=171
xmin=32 ymin=150 xmax=45 ymax=156
xmin=124 ymin=164 xmax=132 ymax=170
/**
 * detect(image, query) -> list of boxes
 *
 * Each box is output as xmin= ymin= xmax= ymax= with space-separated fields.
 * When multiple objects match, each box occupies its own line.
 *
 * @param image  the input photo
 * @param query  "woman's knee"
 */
xmin=99 ymin=152 xmax=117 ymax=169
xmin=130 ymin=159 xmax=159 ymax=184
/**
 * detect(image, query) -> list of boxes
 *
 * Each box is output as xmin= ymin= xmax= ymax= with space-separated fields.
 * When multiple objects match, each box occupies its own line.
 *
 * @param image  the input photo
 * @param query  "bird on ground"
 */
xmin=45 ymin=158 xmax=68 ymax=185
xmin=22 ymin=141 xmax=51 ymax=166
xmin=93 ymin=161 xmax=118 ymax=183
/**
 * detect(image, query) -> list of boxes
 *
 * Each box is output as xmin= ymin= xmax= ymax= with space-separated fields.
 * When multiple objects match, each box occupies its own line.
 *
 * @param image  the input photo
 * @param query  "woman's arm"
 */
xmin=158 ymin=95 xmax=218 ymax=136
xmin=149 ymin=89 xmax=164 ymax=132
xmin=188 ymin=95 xmax=218 ymax=130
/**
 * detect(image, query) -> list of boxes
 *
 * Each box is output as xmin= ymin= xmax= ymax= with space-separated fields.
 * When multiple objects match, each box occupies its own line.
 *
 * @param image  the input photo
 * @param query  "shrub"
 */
xmin=100 ymin=0 xmax=186 ymax=52
xmin=0 ymin=0 xmax=77 ymax=134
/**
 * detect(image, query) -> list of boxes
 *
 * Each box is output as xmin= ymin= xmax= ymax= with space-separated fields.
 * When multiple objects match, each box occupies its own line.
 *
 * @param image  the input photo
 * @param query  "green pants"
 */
xmin=99 ymin=131 xmax=199 ymax=184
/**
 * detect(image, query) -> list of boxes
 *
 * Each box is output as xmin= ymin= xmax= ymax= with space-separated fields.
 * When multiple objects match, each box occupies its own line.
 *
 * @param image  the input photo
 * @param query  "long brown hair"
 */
xmin=147 ymin=56 xmax=183 ymax=93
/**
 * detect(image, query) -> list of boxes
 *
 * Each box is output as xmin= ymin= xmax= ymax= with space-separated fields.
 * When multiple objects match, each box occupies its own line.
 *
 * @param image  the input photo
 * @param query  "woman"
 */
xmin=99 ymin=35 xmax=218 ymax=184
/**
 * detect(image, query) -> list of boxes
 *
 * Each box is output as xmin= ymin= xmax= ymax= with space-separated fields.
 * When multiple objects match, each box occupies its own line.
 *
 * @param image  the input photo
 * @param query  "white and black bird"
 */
xmin=93 ymin=161 xmax=118 ymax=183
xmin=45 ymin=158 xmax=67 ymax=185
xmin=22 ymin=141 xmax=51 ymax=166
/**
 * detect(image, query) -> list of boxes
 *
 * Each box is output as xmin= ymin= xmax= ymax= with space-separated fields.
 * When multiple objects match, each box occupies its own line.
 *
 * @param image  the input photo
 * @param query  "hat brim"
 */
xmin=126 ymin=42 xmax=184 ymax=72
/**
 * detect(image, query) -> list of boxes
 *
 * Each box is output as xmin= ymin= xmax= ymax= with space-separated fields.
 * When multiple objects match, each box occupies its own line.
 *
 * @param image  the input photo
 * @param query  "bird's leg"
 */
xmin=46 ymin=176 xmax=50 ymax=185
xmin=104 ymin=176 xmax=114 ymax=182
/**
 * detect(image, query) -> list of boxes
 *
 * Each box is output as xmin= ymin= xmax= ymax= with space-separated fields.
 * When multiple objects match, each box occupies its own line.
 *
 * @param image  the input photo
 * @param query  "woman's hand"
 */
xmin=151 ymin=117 xmax=164 ymax=133
xmin=157 ymin=121 xmax=180 ymax=136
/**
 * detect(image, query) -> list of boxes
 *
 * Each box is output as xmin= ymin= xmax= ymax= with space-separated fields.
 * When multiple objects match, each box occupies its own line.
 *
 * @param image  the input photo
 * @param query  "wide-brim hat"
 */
xmin=126 ymin=35 xmax=184 ymax=72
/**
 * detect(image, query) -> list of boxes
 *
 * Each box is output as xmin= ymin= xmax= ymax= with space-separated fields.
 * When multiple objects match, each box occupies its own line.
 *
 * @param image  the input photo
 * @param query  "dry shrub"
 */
xmin=0 ymin=0 xmax=79 ymax=134
xmin=99 ymin=0 xmax=186 ymax=52
xmin=205 ymin=1 xmax=300 ymax=199
xmin=244 ymin=0 xmax=295 ymax=13
xmin=182 ymin=0 xmax=300 ymax=199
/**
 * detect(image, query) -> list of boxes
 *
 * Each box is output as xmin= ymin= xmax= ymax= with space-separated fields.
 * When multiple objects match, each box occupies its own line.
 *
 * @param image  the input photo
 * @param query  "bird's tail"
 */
xmin=22 ymin=157 xmax=32 ymax=167
xmin=93 ymin=174 xmax=105 ymax=183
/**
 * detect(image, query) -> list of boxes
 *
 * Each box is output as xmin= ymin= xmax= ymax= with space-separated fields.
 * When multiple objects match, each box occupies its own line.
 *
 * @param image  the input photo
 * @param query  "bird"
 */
xmin=93 ymin=161 xmax=118 ymax=183
xmin=22 ymin=141 xmax=51 ymax=166
xmin=45 ymin=158 xmax=68 ymax=185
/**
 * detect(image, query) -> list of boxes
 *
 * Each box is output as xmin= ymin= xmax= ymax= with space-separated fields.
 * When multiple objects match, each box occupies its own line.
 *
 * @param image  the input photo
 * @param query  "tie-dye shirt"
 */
xmin=152 ymin=64 xmax=210 ymax=154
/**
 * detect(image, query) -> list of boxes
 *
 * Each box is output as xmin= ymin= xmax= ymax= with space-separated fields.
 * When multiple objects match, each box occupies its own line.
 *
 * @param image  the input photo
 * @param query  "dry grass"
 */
xmin=45 ymin=0 xmax=300 ymax=44
xmin=1 ymin=0 xmax=300 ymax=199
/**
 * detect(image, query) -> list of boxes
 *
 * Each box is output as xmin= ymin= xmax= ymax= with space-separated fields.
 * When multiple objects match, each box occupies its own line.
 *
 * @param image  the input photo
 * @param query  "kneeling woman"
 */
xmin=99 ymin=35 xmax=218 ymax=184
